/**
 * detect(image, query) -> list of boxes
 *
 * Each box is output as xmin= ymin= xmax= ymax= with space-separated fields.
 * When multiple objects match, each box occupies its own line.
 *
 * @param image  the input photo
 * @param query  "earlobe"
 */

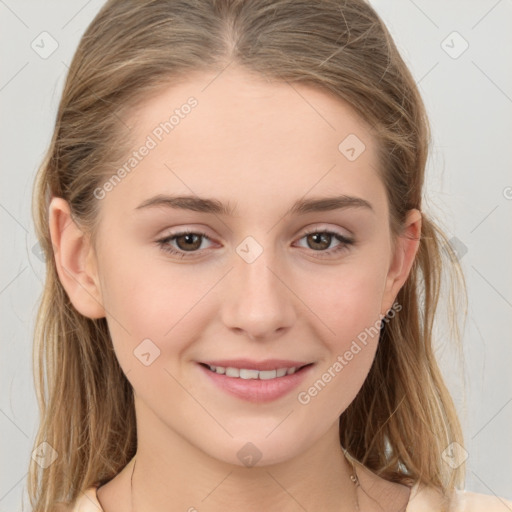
xmin=48 ymin=197 xmax=105 ymax=319
xmin=380 ymin=209 xmax=422 ymax=316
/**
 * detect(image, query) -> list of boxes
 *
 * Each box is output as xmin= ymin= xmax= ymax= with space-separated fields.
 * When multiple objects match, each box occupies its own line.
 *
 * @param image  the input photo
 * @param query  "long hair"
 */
xmin=28 ymin=1 xmax=468 ymax=509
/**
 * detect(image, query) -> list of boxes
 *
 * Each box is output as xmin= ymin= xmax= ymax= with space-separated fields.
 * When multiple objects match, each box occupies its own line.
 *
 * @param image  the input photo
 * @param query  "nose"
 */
xmin=220 ymin=244 xmax=297 ymax=341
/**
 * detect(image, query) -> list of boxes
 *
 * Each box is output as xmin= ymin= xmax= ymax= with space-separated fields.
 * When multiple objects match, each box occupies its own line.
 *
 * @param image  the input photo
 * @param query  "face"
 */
xmin=53 ymin=66 xmax=420 ymax=468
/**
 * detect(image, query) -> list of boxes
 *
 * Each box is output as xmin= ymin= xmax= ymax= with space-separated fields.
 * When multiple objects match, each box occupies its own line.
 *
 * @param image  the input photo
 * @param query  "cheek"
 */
xmin=298 ymin=257 xmax=387 ymax=342
xmin=97 ymin=243 xmax=214 ymax=373
xmin=292 ymin=258 xmax=387 ymax=403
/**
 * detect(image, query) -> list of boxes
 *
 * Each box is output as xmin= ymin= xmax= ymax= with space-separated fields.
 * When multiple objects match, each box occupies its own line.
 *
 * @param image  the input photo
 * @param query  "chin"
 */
xmin=204 ymin=433 xmax=312 ymax=469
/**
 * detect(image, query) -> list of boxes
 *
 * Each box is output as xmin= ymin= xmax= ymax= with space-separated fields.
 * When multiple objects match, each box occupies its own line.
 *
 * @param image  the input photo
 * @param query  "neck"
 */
xmin=130 ymin=401 xmax=358 ymax=512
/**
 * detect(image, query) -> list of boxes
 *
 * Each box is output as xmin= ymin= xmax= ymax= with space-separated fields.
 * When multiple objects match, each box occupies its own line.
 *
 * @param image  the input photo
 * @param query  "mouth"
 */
xmin=196 ymin=361 xmax=316 ymax=403
xmin=198 ymin=362 xmax=314 ymax=380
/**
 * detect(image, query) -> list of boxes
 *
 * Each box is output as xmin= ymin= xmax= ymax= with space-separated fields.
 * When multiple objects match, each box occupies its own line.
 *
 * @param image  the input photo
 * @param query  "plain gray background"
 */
xmin=1 ymin=0 xmax=511 ymax=509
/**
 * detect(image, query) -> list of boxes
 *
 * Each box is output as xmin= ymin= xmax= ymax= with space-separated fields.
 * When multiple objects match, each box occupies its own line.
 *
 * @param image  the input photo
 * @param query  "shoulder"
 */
xmin=407 ymin=481 xmax=512 ymax=512
xmin=451 ymin=489 xmax=512 ymax=511
xmin=62 ymin=485 xmax=103 ymax=512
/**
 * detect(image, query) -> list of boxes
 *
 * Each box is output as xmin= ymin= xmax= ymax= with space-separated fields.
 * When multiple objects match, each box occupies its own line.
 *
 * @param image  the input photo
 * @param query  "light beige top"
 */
xmin=70 ymin=481 xmax=512 ymax=511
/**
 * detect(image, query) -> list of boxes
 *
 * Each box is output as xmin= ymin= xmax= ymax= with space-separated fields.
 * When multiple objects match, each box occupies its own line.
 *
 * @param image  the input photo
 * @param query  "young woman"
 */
xmin=28 ymin=0 xmax=511 ymax=510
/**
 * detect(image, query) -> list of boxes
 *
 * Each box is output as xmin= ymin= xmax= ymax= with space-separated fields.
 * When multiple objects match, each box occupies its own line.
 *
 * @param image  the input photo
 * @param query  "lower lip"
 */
xmin=197 ymin=363 xmax=315 ymax=403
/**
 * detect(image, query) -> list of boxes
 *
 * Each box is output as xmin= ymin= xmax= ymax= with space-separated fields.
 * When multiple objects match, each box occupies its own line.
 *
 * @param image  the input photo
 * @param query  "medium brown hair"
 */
xmin=28 ymin=0 xmax=467 ymax=509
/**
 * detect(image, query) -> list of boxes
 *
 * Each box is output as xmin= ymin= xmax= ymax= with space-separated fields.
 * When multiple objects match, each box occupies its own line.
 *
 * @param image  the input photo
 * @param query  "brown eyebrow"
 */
xmin=135 ymin=194 xmax=374 ymax=216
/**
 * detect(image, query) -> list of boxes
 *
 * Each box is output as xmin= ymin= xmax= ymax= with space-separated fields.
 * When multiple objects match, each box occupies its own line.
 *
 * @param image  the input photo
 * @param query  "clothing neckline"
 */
xmin=80 ymin=479 xmax=423 ymax=511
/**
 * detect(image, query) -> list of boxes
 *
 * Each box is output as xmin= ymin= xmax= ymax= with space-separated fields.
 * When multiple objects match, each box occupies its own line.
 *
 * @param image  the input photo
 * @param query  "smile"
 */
xmin=202 ymin=363 xmax=312 ymax=380
xmin=197 ymin=362 xmax=315 ymax=403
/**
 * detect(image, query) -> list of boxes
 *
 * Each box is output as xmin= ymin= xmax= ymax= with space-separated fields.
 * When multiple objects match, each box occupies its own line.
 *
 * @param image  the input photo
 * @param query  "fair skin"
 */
xmin=49 ymin=67 xmax=421 ymax=512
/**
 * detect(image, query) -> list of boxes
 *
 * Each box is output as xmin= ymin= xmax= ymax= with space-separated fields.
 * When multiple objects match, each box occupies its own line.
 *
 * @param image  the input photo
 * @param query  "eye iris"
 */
xmin=307 ymin=233 xmax=331 ymax=250
xmin=176 ymin=233 xmax=202 ymax=251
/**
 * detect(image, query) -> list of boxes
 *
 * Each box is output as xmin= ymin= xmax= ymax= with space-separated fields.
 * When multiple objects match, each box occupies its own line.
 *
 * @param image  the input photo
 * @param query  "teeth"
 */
xmin=207 ymin=365 xmax=301 ymax=379
xmin=241 ymin=369 xmax=260 ymax=379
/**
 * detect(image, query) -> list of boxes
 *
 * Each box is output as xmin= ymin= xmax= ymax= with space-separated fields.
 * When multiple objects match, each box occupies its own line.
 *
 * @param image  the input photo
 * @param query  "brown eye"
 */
xmin=295 ymin=229 xmax=355 ymax=259
xmin=306 ymin=232 xmax=332 ymax=251
xmin=174 ymin=233 xmax=203 ymax=251
xmin=157 ymin=230 xmax=213 ymax=258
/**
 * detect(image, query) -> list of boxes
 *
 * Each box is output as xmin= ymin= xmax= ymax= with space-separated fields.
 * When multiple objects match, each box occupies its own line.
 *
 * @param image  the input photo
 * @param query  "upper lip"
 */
xmin=199 ymin=359 xmax=314 ymax=371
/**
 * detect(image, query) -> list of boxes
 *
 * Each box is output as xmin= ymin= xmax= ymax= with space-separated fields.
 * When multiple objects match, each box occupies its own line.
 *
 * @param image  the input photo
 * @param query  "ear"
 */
xmin=380 ymin=209 xmax=422 ymax=316
xmin=48 ymin=197 xmax=105 ymax=319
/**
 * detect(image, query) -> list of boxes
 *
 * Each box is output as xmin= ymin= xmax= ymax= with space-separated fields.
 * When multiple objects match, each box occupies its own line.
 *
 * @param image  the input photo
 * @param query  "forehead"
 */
xmin=104 ymin=66 xmax=385 ymax=218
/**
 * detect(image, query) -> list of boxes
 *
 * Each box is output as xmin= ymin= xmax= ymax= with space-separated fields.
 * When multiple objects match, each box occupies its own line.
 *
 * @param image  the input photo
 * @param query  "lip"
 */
xmin=199 ymin=359 xmax=312 ymax=371
xmin=197 ymin=361 xmax=315 ymax=403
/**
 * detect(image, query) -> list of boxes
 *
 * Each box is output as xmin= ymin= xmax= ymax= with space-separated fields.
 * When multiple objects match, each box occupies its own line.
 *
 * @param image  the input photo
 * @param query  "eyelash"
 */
xmin=156 ymin=228 xmax=354 ymax=259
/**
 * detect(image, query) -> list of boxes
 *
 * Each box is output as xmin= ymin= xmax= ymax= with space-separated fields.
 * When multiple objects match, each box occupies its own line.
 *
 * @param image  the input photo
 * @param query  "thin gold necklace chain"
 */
xmin=130 ymin=452 xmax=360 ymax=511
